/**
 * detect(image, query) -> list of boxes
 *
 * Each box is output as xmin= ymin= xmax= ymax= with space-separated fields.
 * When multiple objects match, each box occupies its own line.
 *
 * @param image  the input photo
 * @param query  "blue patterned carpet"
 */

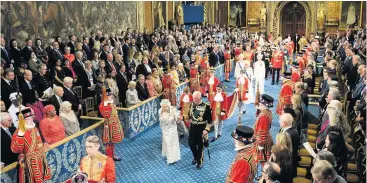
xmin=114 ymin=78 xmax=283 ymax=183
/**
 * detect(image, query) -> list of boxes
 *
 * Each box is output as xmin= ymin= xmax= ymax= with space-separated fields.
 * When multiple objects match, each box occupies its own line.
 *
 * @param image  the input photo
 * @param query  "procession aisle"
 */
xmin=114 ymin=78 xmax=283 ymax=183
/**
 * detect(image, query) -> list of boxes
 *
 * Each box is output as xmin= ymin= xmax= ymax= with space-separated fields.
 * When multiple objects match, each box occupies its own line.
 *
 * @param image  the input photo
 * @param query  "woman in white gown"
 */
xmin=244 ymin=60 xmax=255 ymax=103
xmin=159 ymin=99 xmax=181 ymax=165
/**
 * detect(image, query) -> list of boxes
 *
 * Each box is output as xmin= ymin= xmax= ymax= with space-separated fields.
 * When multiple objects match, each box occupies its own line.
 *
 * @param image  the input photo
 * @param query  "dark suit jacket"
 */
xmin=62 ymin=86 xmax=80 ymax=111
xmin=1 ymin=78 xmax=16 ymax=109
xmin=49 ymin=49 xmax=64 ymax=68
xmin=33 ymin=73 xmax=52 ymax=99
xmin=82 ymin=44 xmax=93 ymax=60
xmin=136 ymin=64 xmax=151 ymax=77
xmin=342 ymin=56 xmax=353 ymax=75
xmin=218 ymin=50 xmax=225 ymax=64
xmin=49 ymin=95 xmax=63 ymax=115
xmin=19 ymin=79 xmax=37 ymax=105
xmin=100 ymin=51 xmax=108 ymax=62
xmin=10 ymin=47 xmax=22 ymax=67
xmin=67 ymin=42 xmax=75 ymax=54
xmin=1 ymin=126 xmax=18 ymax=166
xmin=285 ymin=127 xmax=300 ymax=178
xmin=72 ymin=59 xmax=85 ymax=77
xmin=105 ymin=60 xmax=118 ymax=74
xmin=209 ymin=52 xmax=219 ymax=67
xmin=136 ymin=82 xmax=150 ymax=101
xmin=122 ymin=44 xmax=130 ymax=68
xmin=22 ymin=46 xmax=34 ymax=63
xmin=1 ymin=47 xmax=11 ymax=66
xmin=116 ymin=71 xmax=129 ymax=107
xmin=347 ymin=65 xmax=358 ymax=89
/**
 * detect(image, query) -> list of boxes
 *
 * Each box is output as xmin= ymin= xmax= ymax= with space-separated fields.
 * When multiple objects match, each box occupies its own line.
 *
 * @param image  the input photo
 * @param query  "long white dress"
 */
xmin=159 ymin=107 xmax=181 ymax=164
xmin=245 ymin=67 xmax=255 ymax=104
xmin=254 ymin=61 xmax=266 ymax=94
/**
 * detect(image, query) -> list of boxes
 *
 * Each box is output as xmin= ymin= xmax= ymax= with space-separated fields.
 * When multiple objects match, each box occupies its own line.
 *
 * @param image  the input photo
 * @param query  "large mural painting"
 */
xmin=1 ymin=1 xmax=137 ymax=44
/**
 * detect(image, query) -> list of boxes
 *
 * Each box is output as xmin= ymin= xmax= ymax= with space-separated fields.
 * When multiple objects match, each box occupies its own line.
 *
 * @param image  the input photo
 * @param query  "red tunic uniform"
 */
xmin=276 ymin=81 xmax=293 ymax=115
xmin=162 ymin=74 xmax=177 ymax=105
xmin=199 ymin=59 xmax=210 ymax=94
xmin=11 ymin=127 xmax=52 ymax=183
xmin=243 ymin=51 xmax=254 ymax=62
xmin=79 ymin=153 xmax=116 ymax=183
xmin=189 ymin=66 xmax=200 ymax=92
xmin=99 ymin=102 xmax=124 ymax=158
xmin=271 ymin=51 xmax=284 ymax=69
xmin=207 ymin=76 xmax=220 ymax=102
xmin=224 ymin=51 xmax=232 ymax=77
xmin=297 ymin=57 xmax=305 ymax=75
xmin=210 ymin=92 xmax=228 ymax=121
xmin=291 ymin=71 xmax=301 ymax=83
xmin=226 ymin=145 xmax=258 ymax=183
xmin=179 ymin=93 xmax=193 ymax=127
xmin=236 ymin=76 xmax=249 ymax=102
xmin=253 ymin=109 xmax=273 ymax=162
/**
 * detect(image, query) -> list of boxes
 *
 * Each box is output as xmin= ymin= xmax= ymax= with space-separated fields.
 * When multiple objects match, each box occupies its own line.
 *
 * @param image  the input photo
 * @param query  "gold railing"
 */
xmin=0 ymin=116 xmax=104 ymax=174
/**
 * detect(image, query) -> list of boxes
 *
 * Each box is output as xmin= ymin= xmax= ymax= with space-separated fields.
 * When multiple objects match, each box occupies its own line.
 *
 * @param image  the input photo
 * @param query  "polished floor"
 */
xmin=114 ymin=78 xmax=287 ymax=183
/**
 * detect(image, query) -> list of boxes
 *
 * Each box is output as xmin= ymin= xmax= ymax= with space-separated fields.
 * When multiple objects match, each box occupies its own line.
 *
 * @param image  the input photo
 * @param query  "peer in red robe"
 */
xmin=179 ymin=87 xmax=193 ymax=128
xmin=207 ymin=70 xmax=220 ymax=102
xmin=276 ymin=79 xmax=293 ymax=115
xmin=210 ymin=86 xmax=228 ymax=141
xmin=224 ymin=49 xmax=232 ymax=81
xmin=162 ymin=72 xmax=177 ymax=105
xmin=189 ymin=64 xmax=200 ymax=92
xmin=199 ymin=56 xmax=210 ymax=95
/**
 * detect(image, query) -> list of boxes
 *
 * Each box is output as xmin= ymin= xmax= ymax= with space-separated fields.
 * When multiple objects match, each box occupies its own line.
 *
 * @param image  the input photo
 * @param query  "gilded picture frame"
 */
xmin=228 ymin=1 xmax=248 ymax=27
xmin=339 ymin=1 xmax=363 ymax=30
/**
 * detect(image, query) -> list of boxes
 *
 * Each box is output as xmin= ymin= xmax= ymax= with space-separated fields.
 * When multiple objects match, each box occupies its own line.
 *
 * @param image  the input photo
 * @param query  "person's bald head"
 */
xmin=263 ymin=162 xmax=281 ymax=182
xmin=24 ymin=70 xmax=33 ymax=81
xmin=54 ymin=86 xmax=64 ymax=97
xmin=107 ymin=53 xmax=113 ymax=61
xmin=358 ymin=64 xmax=366 ymax=76
xmin=279 ymin=113 xmax=293 ymax=128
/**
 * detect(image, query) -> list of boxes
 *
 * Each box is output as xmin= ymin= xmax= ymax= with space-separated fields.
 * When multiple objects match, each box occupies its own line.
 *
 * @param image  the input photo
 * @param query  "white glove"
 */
xmin=18 ymin=130 xmax=25 ymax=136
xmin=258 ymin=146 xmax=264 ymax=151
xmin=235 ymin=88 xmax=239 ymax=92
xmin=220 ymin=112 xmax=225 ymax=116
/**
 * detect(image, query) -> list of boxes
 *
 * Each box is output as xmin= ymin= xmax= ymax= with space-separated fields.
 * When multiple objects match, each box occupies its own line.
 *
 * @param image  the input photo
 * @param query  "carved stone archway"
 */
xmin=272 ymin=1 xmax=313 ymax=38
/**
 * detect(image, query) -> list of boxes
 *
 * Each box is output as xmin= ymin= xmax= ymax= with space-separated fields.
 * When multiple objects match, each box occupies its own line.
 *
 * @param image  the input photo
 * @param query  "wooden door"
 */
xmin=281 ymin=2 xmax=306 ymax=37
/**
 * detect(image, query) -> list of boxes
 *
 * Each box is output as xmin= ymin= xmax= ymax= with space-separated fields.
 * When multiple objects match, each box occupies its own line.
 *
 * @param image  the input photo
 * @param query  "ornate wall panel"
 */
xmin=217 ymin=1 xmax=228 ymax=26
xmin=247 ymin=1 xmax=261 ymax=20
xmin=144 ymin=1 xmax=153 ymax=32
xmin=326 ymin=2 xmax=340 ymax=19
xmin=137 ymin=2 xmax=145 ymax=31
xmin=1 ymin=2 xmax=137 ymax=42
xmin=168 ymin=1 xmax=174 ymax=21
xmin=269 ymin=1 xmax=316 ymax=38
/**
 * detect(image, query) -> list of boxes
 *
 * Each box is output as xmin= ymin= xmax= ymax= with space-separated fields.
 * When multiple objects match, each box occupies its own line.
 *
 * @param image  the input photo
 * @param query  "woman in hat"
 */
xmin=159 ymin=99 xmax=181 ymax=165
xmin=39 ymin=105 xmax=66 ymax=145
xmin=253 ymin=94 xmax=274 ymax=163
xmin=226 ymin=125 xmax=258 ymax=183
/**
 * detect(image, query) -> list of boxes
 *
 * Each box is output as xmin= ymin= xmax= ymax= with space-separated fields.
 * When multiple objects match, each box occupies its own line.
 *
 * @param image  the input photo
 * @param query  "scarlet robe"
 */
xmin=226 ymin=146 xmax=257 ymax=183
xmin=189 ymin=67 xmax=200 ymax=92
xmin=162 ymin=74 xmax=177 ymax=105
xmin=99 ymin=103 xmax=124 ymax=144
xmin=271 ymin=51 xmax=284 ymax=69
xmin=276 ymin=81 xmax=293 ymax=114
xmin=11 ymin=127 xmax=52 ymax=183
xmin=210 ymin=92 xmax=228 ymax=121
xmin=224 ymin=52 xmax=232 ymax=73
xmin=236 ymin=76 xmax=249 ymax=102
xmin=253 ymin=109 xmax=273 ymax=161
xmin=243 ymin=51 xmax=254 ymax=62
xmin=80 ymin=153 xmax=116 ymax=183
xmin=207 ymin=76 xmax=220 ymax=102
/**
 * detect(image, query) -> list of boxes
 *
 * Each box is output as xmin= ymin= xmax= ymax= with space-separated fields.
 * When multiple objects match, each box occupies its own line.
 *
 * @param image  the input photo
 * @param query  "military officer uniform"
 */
xmin=188 ymin=100 xmax=212 ymax=169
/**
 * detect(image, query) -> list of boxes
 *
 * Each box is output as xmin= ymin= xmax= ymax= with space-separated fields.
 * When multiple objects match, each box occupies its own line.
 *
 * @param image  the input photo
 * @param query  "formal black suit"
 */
xmin=10 ymin=47 xmax=22 ymax=67
xmin=347 ymin=65 xmax=358 ymax=89
xmin=209 ymin=51 xmax=219 ymax=67
xmin=33 ymin=73 xmax=52 ymax=100
xmin=71 ymin=60 xmax=91 ymax=97
xmin=67 ymin=41 xmax=75 ymax=54
xmin=1 ymin=47 xmax=11 ymax=66
xmin=72 ymin=59 xmax=86 ymax=77
xmin=19 ymin=79 xmax=37 ymax=105
xmin=342 ymin=56 xmax=353 ymax=75
xmin=22 ymin=46 xmax=34 ymax=63
xmin=136 ymin=82 xmax=150 ymax=101
xmin=62 ymin=86 xmax=80 ymax=111
xmin=116 ymin=71 xmax=129 ymax=107
xmin=105 ymin=60 xmax=118 ymax=74
xmin=1 ymin=78 xmax=16 ymax=109
xmin=82 ymin=43 xmax=93 ymax=60
xmin=284 ymin=127 xmax=300 ymax=178
xmin=100 ymin=51 xmax=108 ymax=62
xmin=49 ymin=95 xmax=63 ymax=115
xmin=1 ymin=126 xmax=18 ymax=166
xmin=136 ymin=64 xmax=151 ymax=77
xmin=122 ymin=44 xmax=130 ymax=68
xmin=218 ymin=50 xmax=225 ymax=64
xmin=49 ymin=49 xmax=64 ymax=69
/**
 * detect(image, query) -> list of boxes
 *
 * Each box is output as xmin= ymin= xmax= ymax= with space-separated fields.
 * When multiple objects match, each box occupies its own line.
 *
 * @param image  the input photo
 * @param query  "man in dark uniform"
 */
xmin=186 ymin=91 xmax=212 ymax=169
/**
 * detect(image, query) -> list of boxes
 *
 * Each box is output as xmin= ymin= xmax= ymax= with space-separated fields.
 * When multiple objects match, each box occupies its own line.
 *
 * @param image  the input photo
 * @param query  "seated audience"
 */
xmin=39 ymin=105 xmax=66 ymax=145
xmin=59 ymin=101 xmax=80 ymax=136
xmin=126 ymin=81 xmax=140 ymax=107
